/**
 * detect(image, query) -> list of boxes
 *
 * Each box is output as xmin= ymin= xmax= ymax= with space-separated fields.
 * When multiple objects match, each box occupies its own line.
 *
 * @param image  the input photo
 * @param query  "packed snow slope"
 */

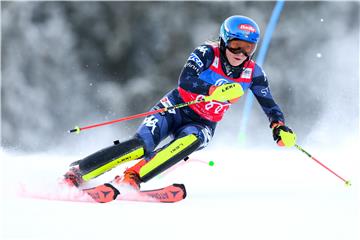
xmin=1 ymin=141 xmax=359 ymax=240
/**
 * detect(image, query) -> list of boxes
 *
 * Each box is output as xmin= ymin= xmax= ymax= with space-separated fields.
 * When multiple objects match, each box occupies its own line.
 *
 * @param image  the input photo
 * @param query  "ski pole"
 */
xmin=69 ymin=83 xmax=243 ymax=134
xmin=294 ymin=144 xmax=351 ymax=186
xmin=69 ymin=98 xmax=203 ymax=134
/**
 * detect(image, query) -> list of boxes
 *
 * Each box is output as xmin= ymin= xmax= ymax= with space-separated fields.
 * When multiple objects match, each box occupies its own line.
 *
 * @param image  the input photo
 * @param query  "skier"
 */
xmin=64 ymin=15 xmax=296 ymax=202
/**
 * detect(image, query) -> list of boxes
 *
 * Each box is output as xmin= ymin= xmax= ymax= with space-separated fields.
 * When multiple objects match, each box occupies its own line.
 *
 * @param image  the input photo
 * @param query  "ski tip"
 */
xmin=173 ymin=183 xmax=187 ymax=200
xmin=83 ymin=183 xmax=120 ymax=203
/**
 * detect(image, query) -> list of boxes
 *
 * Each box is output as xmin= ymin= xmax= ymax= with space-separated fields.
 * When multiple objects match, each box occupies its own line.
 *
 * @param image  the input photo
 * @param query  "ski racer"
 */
xmin=64 ymin=15 xmax=296 ymax=201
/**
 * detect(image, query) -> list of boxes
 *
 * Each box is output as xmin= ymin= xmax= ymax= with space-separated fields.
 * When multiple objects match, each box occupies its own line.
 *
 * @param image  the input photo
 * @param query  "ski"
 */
xmin=19 ymin=182 xmax=186 ymax=204
xmin=83 ymin=183 xmax=186 ymax=203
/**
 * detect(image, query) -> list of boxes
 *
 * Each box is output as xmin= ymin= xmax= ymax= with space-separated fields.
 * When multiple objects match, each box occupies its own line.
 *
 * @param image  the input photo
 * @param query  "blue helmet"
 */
xmin=220 ymin=15 xmax=260 ymax=46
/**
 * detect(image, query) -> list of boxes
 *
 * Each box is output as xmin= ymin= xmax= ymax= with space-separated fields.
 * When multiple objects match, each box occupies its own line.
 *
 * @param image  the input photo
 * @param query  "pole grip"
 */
xmin=67 ymin=96 xmax=236 ymax=134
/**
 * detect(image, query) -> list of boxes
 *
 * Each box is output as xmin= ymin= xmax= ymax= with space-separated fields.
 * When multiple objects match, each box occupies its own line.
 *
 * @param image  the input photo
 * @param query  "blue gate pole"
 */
xmin=238 ymin=0 xmax=285 ymax=145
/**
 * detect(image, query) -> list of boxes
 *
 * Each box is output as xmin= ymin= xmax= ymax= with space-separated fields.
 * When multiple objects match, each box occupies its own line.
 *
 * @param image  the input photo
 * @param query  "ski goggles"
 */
xmin=226 ymin=39 xmax=256 ymax=57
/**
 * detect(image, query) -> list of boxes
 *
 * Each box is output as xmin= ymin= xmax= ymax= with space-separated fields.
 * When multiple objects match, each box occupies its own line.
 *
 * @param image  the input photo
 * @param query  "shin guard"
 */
xmin=139 ymin=134 xmax=201 ymax=182
xmin=79 ymin=138 xmax=145 ymax=181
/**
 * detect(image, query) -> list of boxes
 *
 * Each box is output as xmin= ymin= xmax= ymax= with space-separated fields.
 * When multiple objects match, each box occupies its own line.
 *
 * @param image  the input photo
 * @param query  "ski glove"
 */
xmin=206 ymin=83 xmax=244 ymax=103
xmin=271 ymin=121 xmax=296 ymax=147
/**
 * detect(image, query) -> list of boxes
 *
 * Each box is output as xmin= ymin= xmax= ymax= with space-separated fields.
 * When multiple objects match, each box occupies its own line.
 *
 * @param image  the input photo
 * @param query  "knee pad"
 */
xmin=139 ymin=134 xmax=201 ymax=182
xmin=175 ymin=124 xmax=214 ymax=150
xmin=79 ymin=138 xmax=145 ymax=181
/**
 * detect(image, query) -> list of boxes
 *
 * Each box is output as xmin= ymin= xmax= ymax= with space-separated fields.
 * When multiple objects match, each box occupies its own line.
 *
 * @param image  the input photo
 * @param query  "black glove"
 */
xmin=271 ymin=121 xmax=296 ymax=147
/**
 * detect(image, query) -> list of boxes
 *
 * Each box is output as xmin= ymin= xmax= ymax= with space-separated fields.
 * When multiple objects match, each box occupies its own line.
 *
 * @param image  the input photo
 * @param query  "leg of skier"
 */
xmin=63 ymin=138 xmax=146 ymax=187
xmin=113 ymin=122 xmax=214 ymax=190
xmin=110 ymin=97 xmax=185 ymax=190
xmin=63 ymin=95 xmax=180 ymax=187
xmin=78 ymin=100 xmax=215 ymax=202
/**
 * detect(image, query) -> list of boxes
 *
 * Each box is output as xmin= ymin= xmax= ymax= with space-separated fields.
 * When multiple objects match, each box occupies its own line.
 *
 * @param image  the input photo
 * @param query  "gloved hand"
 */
xmin=271 ymin=121 xmax=296 ymax=147
xmin=205 ymin=83 xmax=244 ymax=103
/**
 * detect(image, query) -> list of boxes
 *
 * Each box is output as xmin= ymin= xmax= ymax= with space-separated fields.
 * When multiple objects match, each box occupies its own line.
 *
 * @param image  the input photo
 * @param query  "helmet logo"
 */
xmin=238 ymin=24 xmax=256 ymax=32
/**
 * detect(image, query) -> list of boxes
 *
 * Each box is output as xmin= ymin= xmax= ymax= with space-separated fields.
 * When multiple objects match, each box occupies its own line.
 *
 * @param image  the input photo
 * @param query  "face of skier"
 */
xmin=225 ymin=39 xmax=256 ymax=66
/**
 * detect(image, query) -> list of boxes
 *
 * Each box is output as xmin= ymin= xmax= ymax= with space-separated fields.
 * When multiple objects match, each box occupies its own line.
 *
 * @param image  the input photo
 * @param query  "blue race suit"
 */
xmin=136 ymin=43 xmax=285 ymax=157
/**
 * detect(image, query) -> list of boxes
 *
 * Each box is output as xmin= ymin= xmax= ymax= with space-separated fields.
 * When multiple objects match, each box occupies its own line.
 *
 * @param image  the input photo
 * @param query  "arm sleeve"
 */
xmin=250 ymin=65 xmax=285 ymax=124
xmin=178 ymin=45 xmax=215 ymax=95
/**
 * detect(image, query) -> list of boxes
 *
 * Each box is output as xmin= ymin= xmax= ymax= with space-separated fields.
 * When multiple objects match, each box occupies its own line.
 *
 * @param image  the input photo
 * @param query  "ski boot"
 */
xmin=113 ymin=172 xmax=141 ymax=191
xmin=83 ymin=160 xmax=146 ymax=203
xmin=112 ymin=159 xmax=146 ymax=191
xmin=63 ymin=166 xmax=84 ymax=187
xmin=83 ymin=170 xmax=142 ymax=203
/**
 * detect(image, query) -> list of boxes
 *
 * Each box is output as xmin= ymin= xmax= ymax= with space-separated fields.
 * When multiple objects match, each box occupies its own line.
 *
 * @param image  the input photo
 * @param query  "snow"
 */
xmin=1 ymin=144 xmax=359 ymax=240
